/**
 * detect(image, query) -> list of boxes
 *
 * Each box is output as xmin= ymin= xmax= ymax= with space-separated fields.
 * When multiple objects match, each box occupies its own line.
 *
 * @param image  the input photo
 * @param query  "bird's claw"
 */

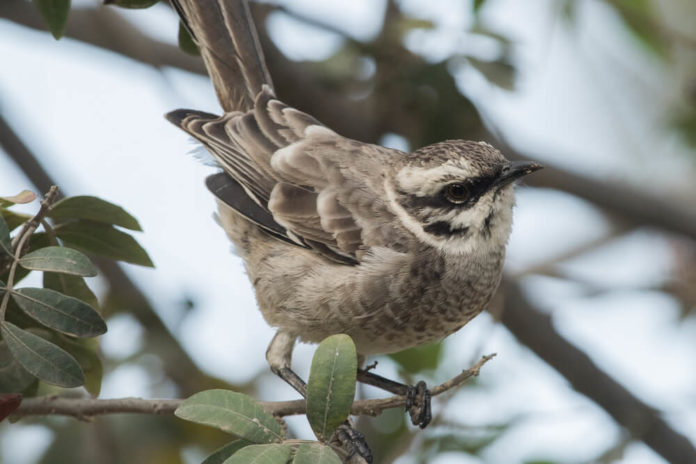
xmin=333 ymin=424 xmax=373 ymax=464
xmin=405 ymin=380 xmax=432 ymax=428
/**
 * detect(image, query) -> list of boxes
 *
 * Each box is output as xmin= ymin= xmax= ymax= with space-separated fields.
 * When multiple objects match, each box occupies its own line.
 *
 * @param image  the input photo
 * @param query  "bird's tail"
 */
xmin=169 ymin=0 xmax=273 ymax=113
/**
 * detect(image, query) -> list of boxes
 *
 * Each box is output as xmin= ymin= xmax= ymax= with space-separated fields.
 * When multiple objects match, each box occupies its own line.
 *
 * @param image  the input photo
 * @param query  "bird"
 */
xmin=166 ymin=0 xmax=541 ymax=444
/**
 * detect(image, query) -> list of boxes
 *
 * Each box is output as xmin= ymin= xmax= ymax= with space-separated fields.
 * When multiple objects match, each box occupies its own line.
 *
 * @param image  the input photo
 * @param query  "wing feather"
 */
xmin=166 ymin=87 xmax=410 ymax=264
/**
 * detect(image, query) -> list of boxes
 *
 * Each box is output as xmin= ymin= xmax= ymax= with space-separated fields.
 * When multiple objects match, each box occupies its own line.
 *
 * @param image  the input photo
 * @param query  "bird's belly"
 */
xmin=252 ymin=240 xmax=504 ymax=356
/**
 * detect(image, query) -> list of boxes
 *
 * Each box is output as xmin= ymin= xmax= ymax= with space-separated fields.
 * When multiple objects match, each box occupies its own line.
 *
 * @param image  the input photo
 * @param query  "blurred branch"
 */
xmin=13 ymin=354 xmax=494 ymax=419
xmin=0 ymin=115 xmax=57 ymax=196
xmin=499 ymin=278 xmax=696 ymax=464
xmin=501 ymin=141 xmax=696 ymax=240
xmin=0 ymin=111 xmax=218 ymax=396
xmin=3 ymin=1 xmax=694 ymax=241
xmin=0 ymin=0 xmax=206 ymax=75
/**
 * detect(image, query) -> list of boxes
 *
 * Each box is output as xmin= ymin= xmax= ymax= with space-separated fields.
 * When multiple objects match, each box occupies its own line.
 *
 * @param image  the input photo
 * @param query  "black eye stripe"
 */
xmin=397 ymin=171 xmax=501 ymax=210
xmin=424 ymin=221 xmax=469 ymax=237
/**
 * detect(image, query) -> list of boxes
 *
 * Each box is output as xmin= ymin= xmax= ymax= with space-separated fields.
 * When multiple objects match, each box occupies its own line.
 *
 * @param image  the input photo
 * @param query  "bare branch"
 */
xmin=499 ymin=278 xmax=696 ymax=464
xmin=13 ymin=355 xmax=495 ymax=420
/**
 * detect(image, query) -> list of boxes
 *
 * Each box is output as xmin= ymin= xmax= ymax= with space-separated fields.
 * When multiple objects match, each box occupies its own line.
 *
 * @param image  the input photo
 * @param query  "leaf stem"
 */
xmin=0 ymin=186 xmax=60 ymax=320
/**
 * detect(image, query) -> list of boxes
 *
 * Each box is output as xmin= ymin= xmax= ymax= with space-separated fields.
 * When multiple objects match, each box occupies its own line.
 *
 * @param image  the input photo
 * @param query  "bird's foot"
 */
xmin=333 ymin=423 xmax=373 ymax=464
xmin=405 ymin=380 xmax=432 ymax=428
xmin=356 ymin=369 xmax=433 ymax=428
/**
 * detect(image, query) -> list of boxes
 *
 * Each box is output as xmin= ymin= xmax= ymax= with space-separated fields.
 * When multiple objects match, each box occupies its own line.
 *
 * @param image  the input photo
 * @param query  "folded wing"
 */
xmin=166 ymin=86 xmax=409 ymax=264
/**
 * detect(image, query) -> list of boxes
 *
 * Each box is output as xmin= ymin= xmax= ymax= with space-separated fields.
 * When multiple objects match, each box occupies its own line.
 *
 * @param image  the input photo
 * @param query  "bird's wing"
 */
xmin=167 ymin=87 xmax=410 ymax=264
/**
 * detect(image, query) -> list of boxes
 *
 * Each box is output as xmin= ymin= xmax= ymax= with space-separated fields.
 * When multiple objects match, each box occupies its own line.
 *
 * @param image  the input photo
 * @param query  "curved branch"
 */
xmin=12 ymin=354 xmax=495 ymax=420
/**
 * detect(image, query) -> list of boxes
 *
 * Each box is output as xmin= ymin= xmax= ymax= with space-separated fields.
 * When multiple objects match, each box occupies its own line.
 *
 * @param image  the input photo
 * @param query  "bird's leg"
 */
xmin=357 ymin=369 xmax=432 ymax=428
xmin=266 ymin=331 xmax=307 ymax=395
xmin=266 ymin=331 xmax=373 ymax=463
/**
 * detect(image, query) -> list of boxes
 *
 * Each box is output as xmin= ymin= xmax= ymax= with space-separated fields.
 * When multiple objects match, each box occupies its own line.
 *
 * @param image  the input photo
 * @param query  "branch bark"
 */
xmin=499 ymin=278 xmax=696 ymax=464
xmin=12 ymin=355 xmax=494 ymax=419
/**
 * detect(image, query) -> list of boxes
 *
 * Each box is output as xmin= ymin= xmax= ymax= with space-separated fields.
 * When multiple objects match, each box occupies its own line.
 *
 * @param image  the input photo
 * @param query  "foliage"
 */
xmin=175 ymin=335 xmax=356 ymax=463
xmin=0 ymin=189 xmax=151 ymax=396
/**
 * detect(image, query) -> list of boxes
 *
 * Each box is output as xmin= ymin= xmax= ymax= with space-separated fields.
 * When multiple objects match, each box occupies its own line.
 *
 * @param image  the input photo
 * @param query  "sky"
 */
xmin=1 ymin=0 xmax=695 ymax=463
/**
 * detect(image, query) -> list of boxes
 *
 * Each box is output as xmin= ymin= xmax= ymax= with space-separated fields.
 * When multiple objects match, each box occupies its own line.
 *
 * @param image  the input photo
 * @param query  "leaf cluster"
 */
xmin=0 ymin=190 xmax=152 ymax=407
xmin=176 ymin=334 xmax=357 ymax=464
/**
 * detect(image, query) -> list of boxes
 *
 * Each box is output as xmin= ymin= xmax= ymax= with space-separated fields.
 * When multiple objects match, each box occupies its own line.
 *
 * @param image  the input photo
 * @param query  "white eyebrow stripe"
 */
xmin=395 ymin=162 xmax=474 ymax=197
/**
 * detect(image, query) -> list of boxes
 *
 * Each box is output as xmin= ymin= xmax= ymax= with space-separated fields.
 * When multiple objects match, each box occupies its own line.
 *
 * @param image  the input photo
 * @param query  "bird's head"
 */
xmin=385 ymin=140 xmax=542 ymax=255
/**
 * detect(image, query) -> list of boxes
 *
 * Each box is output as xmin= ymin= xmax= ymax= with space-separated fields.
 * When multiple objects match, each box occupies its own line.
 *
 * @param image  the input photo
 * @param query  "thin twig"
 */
xmin=0 ymin=186 xmax=59 ymax=319
xmin=13 ymin=355 xmax=495 ymax=420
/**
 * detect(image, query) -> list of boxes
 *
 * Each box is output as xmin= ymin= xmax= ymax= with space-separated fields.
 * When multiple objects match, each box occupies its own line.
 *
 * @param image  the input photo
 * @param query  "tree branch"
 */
xmin=0 ymin=106 xmax=221 ymax=397
xmin=3 ymin=1 xmax=694 ymax=240
xmin=499 ymin=278 xmax=696 ymax=464
xmin=12 ymin=355 xmax=495 ymax=420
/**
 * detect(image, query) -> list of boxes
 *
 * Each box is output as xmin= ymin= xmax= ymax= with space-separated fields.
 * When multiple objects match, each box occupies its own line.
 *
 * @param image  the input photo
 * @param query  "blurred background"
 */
xmin=1 ymin=0 xmax=695 ymax=462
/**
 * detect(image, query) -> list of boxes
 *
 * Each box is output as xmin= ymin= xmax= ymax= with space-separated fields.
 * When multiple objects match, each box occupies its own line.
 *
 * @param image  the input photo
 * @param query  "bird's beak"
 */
xmin=495 ymin=161 xmax=543 ymax=188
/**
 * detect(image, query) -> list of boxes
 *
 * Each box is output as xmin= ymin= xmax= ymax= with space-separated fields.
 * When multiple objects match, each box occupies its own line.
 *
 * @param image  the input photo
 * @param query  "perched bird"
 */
xmin=166 ymin=0 xmax=541 ymax=440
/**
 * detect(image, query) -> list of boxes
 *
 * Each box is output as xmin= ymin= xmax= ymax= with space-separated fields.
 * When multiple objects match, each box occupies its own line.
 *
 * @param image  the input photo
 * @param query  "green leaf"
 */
xmin=48 ymin=335 xmax=103 ymax=397
xmin=33 ymin=0 xmax=71 ymax=39
xmin=19 ymin=246 xmax=97 ymax=277
xmin=104 ymin=0 xmax=159 ymax=8
xmin=225 ymin=444 xmax=293 ymax=464
xmin=293 ymin=443 xmax=342 ymax=464
xmin=56 ymin=221 xmax=153 ymax=267
xmin=49 ymin=196 xmax=142 ymax=231
xmin=2 ymin=233 xmax=51 ymax=286
xmin=473 ymin=0 xmax=487 ymax=12
xmin=0 ymin=340 xmax=36 ymax=393
xmin=44 ymin=272 xmax=99 ymax=309
xmin=0 ymin=322 xmax=84 ymax=387
xmin=306 ymin=334 xmax=357 ymax=441
xmin=0 ymin=209 xmax=32 ymax=232
xmin=175 ymin=390 xmax=284 ymax=443
xmin=178 ymin=21 xmax=200 ymax=56
xmin=389 ymin=341 xmax=443 ymax=374
xmin=202 ymin=440 xmax=254 ymax=464
xmin=0 ymin=214 xmax=11 ymax=256
xmin=11 ymin=287 xmax=106 ymax=337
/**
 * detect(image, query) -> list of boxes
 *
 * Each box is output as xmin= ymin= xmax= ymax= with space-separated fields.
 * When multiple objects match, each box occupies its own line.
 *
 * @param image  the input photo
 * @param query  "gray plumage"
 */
xmin=166 ymin=86 xmax=540 ymax=357
xmin=165 ymin=6 xmax=542 ymax=432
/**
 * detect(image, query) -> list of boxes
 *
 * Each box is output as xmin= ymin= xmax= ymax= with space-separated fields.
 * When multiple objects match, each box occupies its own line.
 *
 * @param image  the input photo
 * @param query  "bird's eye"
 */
xmin=444 ymin=183 xmax=470 ymax=203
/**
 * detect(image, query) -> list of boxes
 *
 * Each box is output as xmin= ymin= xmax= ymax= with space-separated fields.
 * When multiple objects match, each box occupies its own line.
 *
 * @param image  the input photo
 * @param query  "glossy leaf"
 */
xmin=0 ymin=340 xmax=35 ymax=393
xmin=56 ymin=221 xmax=153 ymax=267
xmin=12 ymin=287 xmax=106 ymax=337
xmin=306 ymin=334 xmax=357 ymax=441
xmin=225 ymin=444 xmax=293 ymax=464
xmin=0 ymin=393 xmax=22 ymax=422
xmin=33 ymin=0 xmax=71 ymax=39
xmin=19 ymin=246 xmax=97 ymax=277
xmin=178 ymin=21 xmax=200 ymax=56
xmin=0 ymin=214 xmax=11 ymax=256
xmin=44 ymin=272 xmax=99 ymax=309
xmin=49 ymin=196 xmax=142 ymax=231
xmin=293 ymin=443 xmax=342 ymax=464
xmin=1 ymin=322 xmax=84 ymax=387
xmin=202 ymin=439 xmax=253 ymax=464
xmin=175 ymin=390 xmax=284 ymax=443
